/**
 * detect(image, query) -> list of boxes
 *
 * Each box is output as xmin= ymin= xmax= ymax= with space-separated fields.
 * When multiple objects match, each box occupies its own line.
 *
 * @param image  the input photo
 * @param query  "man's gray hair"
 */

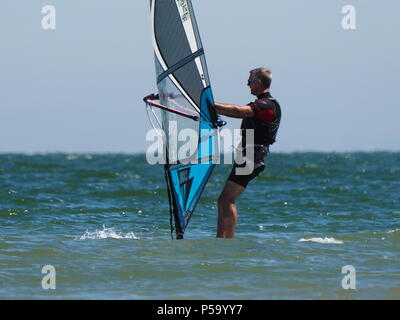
xmin=250 ymin=68 xmax=272 ymax=89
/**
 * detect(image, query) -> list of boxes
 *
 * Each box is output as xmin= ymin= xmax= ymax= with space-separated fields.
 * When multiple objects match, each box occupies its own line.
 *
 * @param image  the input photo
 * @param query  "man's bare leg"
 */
xmin=217 ymin=180 xmax=245 ymax=238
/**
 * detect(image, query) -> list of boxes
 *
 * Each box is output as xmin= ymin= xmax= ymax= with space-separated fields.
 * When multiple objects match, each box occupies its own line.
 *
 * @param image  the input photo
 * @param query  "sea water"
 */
xmin=0 ymin=152 xmax=399 ymax=299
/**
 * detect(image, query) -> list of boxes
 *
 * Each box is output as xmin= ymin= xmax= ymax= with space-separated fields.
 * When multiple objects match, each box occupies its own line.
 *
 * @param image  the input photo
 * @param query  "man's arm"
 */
xmin=214 ymin=102 xmax=255 ymax=119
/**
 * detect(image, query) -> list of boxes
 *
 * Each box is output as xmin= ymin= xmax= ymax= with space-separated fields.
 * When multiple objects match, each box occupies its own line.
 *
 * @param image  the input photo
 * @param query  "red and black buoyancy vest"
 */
xmin=241 ymin=92 xmax=282 ymax=146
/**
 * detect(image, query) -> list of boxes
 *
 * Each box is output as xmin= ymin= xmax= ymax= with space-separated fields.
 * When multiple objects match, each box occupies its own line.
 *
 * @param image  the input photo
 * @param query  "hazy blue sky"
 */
xmin=1 ymin=0 xmax=399 ymax=153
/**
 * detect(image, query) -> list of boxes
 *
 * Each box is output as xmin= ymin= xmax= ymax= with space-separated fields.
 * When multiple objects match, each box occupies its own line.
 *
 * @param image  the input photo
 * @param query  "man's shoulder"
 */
xmin=253 ymin=97 xmax=276 ymax=110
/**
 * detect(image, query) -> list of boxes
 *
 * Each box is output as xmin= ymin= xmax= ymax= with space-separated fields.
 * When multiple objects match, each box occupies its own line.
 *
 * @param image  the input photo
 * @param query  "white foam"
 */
xmin=299 ymin=237 xmax=343 ymax=244
xmin=77 ymin=225 xmax=140 ymax=240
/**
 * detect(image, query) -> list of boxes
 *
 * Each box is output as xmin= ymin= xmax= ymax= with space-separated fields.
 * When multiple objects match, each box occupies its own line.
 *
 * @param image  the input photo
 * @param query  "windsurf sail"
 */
xmin=144 ymin=0 xmax=225 ymax=239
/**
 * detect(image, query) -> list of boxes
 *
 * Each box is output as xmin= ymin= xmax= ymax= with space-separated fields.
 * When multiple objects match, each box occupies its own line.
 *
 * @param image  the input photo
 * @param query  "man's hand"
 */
xmin=145 ymin=93 xmax=159 ymax=101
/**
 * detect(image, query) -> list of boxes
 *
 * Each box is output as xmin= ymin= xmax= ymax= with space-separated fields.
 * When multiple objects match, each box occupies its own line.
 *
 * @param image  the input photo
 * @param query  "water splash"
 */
xmin=77 ymin=225 xmax=140 ymax=240
xmin=299 ymin=237 xmax=343 ymax=244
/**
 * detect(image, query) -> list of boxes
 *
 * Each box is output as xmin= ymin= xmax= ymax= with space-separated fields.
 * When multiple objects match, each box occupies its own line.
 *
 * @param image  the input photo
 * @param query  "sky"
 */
xmin=0 ymin=0 xmax=399 ymax=153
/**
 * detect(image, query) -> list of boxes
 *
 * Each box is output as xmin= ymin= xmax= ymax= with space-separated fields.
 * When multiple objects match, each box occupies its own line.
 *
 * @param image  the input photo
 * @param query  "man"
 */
xmin=214 ymin=68 xmax=282 ymax=238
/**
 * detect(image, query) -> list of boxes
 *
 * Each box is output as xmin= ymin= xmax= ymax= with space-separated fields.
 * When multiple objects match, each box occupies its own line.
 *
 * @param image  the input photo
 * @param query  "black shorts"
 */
xmin=228 ymin=163 xmax=265 ymax=188
xmin=228 ymin=146 xmax=268 ymax=188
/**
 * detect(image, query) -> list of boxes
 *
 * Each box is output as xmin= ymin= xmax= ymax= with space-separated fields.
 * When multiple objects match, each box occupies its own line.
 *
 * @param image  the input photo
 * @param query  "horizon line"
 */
xmin=1 ymin=149 xmax=399 ymax=155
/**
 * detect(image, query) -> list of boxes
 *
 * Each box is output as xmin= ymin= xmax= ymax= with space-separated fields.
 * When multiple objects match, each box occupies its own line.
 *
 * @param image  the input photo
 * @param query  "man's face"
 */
xmin=247 ymin=74 xmax=262 ymax=96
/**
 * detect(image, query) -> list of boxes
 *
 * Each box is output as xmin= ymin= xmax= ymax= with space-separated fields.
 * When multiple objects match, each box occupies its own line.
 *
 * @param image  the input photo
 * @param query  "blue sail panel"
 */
xmin=168 ymin=162 xmax=215 ymax=233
